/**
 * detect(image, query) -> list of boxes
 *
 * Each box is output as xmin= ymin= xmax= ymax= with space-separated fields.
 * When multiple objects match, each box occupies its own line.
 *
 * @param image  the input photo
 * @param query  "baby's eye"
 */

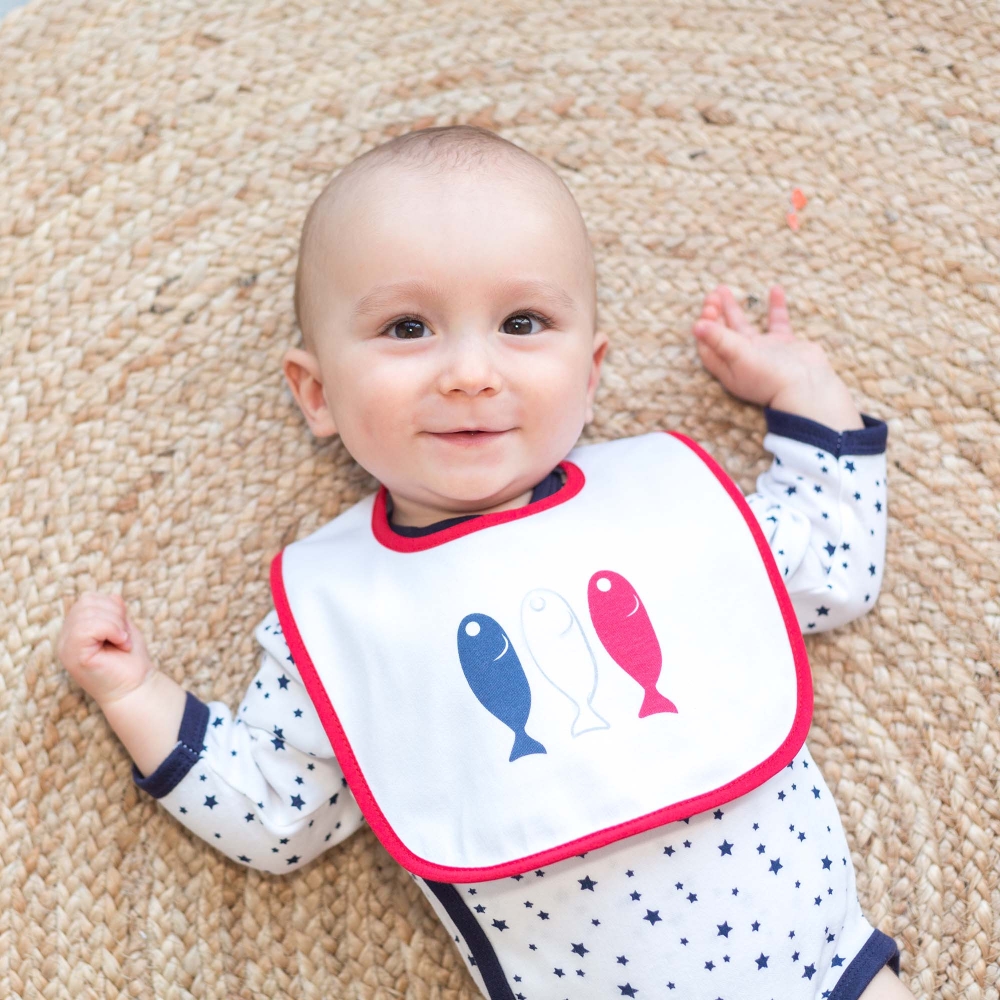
xmin=502 ymin=312 xmax=551 ymax=336
xmin=381 ymin=311 xmax=552 ymax=339
xmin=384 ymin=318 xmax=429 ymax=340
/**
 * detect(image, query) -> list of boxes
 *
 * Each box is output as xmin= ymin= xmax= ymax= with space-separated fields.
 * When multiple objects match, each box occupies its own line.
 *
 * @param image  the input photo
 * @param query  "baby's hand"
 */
xmin=56 ymin=593 xmax=156 ymax=707
xmin=692 ymin=284 xmax=835 ymax=407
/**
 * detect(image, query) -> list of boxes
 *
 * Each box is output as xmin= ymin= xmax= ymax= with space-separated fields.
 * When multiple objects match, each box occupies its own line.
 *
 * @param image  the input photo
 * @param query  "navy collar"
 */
xmin=385 ymin=469 xmax=565 ymax=537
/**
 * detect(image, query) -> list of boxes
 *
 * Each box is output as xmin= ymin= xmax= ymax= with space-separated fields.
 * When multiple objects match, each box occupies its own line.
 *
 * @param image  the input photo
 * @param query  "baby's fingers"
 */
xmin=60 ymin=595 xmax=131 ymax=661
xmin=766 ymin=285 xmax=792 ymax=336
xmin=693 ymin=319 xmax=744 ymax=367
xmin=693 ymin=337 xmax=730 ymax=390
xmin=77 ymin=614 xmax=132 ymax=661
xmin=718 ymin=286 xmax=755 ymax=336
xmin=94 ymin=612 xmax=132 ymax=651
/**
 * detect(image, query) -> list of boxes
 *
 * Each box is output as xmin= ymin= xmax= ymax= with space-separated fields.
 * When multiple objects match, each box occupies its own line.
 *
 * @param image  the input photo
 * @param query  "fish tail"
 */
xmin=570 ymin=703 xmax=611 ymax=736
xmin=638 ymin=687 xmax=678 ymax=718
xmin=509 ymin=729 xmax=547 ymax=761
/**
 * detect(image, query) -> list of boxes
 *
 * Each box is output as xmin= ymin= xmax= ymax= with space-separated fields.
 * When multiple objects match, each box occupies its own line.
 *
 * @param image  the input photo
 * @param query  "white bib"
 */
xmin=271 ymin=431 xmax=812 ymax=882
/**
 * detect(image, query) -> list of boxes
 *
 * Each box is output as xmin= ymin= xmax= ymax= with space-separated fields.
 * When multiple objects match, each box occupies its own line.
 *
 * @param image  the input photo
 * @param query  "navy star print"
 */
xmin=445 ymin=745 xmax=890 ymax=998
xmin=130 ymin=412 xmax=893 ymax=998
xmin=747 ymin=417 xmax=887 ymax=635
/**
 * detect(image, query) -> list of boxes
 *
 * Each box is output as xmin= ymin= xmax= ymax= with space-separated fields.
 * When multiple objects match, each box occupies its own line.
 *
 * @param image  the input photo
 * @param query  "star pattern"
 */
xmin=748 ymin=427 xmax=887 ymax=636
xmin=130 ymin=419 xmax=890 ymax=997
xmin=450 ymin=747 xmax=875 ymax=996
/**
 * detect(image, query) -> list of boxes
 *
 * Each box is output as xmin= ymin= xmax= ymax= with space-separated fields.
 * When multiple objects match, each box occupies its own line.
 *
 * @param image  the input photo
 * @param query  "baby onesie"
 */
xmin=133 ymin=408 xmax=899 ymax=999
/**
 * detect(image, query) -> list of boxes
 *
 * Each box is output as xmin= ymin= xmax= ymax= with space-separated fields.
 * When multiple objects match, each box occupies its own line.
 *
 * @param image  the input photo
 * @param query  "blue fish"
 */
xmin=456 ymin=613 xmax=547 ymax=762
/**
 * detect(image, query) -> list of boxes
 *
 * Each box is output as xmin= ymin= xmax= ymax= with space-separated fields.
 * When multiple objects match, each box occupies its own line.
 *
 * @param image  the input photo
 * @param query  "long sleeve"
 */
xmin=131 ymin=609 xmax=365 ymax=873
xmin=744 ymin=408 xmax=888 ymax=634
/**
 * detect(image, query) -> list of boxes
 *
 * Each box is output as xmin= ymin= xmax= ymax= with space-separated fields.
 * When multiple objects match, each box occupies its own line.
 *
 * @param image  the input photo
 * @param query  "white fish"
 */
xmin=520 ymin=588 xmax=610 ymax=737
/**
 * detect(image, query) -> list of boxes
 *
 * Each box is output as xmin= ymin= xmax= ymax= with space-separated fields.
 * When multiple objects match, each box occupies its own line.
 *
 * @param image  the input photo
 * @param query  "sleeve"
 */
xmin=131 ymin=609 xmax=366 ymax=873
xmin=743 ymin=407 xmax=889 ymax=634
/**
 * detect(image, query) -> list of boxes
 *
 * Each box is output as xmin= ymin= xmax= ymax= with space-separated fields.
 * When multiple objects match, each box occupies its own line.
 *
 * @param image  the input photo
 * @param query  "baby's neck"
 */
xmin=387 ymin=487 xmax=535 ymax=530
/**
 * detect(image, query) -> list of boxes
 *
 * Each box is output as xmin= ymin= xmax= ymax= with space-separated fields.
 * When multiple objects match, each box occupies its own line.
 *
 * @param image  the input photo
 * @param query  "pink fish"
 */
xmin=587 ymin=570 xmax=678 ymax=718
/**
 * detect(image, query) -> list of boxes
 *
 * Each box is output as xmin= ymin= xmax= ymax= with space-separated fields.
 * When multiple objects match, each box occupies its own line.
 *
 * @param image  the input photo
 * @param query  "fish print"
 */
xmin=456 ymin=613 xmax=547 ymax=762
xmin=520 ymin=588 xmax=610 ymax=737
xmin=587 ymin=570 xmax=678 ymax=718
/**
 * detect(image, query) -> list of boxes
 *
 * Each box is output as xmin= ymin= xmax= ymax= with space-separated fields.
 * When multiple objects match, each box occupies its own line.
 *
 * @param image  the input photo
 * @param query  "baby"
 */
xmin=57 ymin=124 xmax=914 ymax=1000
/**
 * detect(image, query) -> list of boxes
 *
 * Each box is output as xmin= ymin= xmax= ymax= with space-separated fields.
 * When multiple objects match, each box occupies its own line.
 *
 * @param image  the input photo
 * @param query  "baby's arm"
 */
xmin=744 ymin=409 xmax=887 ymax=632
xmin=57 ymin=600 xmax=364 ymax=872
xmin=692 ymin=285 xmax=888 ymax=632
xmin=131 ymin=611 xmax=364 ymax=872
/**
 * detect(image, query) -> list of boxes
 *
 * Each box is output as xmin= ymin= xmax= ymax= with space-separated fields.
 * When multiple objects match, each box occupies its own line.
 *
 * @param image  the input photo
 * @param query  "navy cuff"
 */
xmin=764 ymin=408 xmax=888 ymax=457
xmin=828 ymin=927 xmax=900 ymax=999
xmin=131 ymin=690 xmax=210 ymax=799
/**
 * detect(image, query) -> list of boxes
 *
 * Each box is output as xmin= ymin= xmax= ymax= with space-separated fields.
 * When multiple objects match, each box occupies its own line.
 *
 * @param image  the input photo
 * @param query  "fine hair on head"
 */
xmin=292 ymin=123 xmax=596 ymax=351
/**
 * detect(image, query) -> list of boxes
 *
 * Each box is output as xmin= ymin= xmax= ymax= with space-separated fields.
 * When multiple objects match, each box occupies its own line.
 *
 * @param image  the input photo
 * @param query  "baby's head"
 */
xmin=283 ymin=125 xmax=608 ymax=527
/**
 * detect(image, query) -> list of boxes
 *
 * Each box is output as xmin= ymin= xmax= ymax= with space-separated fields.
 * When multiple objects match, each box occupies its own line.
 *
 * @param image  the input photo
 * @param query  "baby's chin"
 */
xmin=410 ymin=472 xmax=538 ymax=515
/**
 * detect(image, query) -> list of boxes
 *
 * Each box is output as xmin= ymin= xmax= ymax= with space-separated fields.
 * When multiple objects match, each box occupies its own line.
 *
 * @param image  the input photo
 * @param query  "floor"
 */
xmin=0 ymin=0 xmax=29 ymax=18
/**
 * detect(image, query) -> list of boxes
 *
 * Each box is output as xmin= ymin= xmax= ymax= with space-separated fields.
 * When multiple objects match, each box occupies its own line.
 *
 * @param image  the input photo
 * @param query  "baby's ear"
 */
xmin=585 ymin=331 xmax=609 ymax=421
xmin=281 ymin=347 xmax=338 ymax=438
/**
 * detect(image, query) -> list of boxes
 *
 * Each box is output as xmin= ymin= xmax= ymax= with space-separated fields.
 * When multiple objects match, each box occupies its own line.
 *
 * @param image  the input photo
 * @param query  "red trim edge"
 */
xmin=370 ymin=459 xmax=585 ymax=552
xmin=270 ymin=431 xmax=813 ymax=883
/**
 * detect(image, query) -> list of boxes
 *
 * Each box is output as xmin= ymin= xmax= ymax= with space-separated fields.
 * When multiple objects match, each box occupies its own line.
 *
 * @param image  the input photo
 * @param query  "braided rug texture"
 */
xmin=1 ymin=0 xmax=998 ymax=996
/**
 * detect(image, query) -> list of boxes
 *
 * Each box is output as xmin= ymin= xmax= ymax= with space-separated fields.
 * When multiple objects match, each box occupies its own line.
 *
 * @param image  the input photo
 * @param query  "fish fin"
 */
xmin=509 ymin=730 xmax=547 ymax=761
xmin=570 ymin=704 xmax=611 ymax=736
xmin=638 ymin=688 xmax=678 ymax=718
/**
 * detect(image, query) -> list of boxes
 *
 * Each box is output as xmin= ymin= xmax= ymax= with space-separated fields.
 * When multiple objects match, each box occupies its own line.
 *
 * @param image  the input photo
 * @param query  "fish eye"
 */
xmin=465 ymin=620 xmax=481 ymax=636
xmin=530 ymin=596 xmax=546 ymax=611
xmin=596 ymin=577 xmax=611 ymax=592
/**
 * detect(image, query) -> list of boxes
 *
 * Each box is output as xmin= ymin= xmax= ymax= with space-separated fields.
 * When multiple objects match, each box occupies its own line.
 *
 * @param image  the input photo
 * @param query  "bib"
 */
xmin=270 ymin=431 xmax=812 ymax=882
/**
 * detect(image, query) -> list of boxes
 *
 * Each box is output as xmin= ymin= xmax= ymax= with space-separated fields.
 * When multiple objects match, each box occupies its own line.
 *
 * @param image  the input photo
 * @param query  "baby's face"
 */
xmin=286 ymin=164 xmax=607 ymax=525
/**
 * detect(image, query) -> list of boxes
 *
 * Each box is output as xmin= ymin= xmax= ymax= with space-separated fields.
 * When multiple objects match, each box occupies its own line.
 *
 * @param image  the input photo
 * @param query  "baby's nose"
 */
xmin=437 ymin=335 xmax=503 ymax=396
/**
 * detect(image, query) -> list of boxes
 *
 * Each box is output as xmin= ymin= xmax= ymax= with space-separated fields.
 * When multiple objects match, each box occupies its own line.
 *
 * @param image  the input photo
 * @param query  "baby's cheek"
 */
xmin=529 ymin=387 xmax=589 ymax=447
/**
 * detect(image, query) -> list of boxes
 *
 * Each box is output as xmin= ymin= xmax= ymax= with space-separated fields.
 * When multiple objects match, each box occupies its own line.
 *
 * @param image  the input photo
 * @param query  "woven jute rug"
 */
xmin=1 ymin=0 xmax=997 ymax=996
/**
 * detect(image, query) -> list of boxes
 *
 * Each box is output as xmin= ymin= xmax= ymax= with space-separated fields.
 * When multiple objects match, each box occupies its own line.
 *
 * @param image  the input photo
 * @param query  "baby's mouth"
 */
xmin=428 ymin=428 xmax=511 ymax=444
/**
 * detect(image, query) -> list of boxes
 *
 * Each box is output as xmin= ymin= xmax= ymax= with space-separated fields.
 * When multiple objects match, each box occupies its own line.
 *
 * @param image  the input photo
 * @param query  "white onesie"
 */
xmin=133 ymin=409 xmax=900 ymax=999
